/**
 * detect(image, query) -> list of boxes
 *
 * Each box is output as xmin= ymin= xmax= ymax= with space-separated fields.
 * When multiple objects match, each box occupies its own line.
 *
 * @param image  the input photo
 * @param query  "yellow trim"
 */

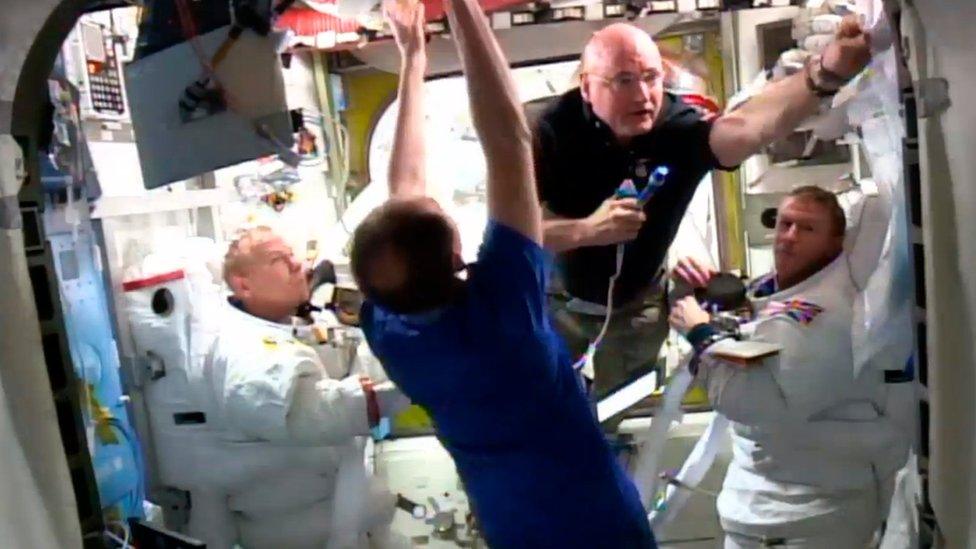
xmin=341 ymin=69 xmax=399 ymax=190
xmin=704 ymin=31 xmax=746 ymax=272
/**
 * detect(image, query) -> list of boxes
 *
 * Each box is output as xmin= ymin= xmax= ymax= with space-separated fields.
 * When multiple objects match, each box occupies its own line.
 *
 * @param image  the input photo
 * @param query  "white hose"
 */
xmin=631 ymin=354 xmax=695 ymax=511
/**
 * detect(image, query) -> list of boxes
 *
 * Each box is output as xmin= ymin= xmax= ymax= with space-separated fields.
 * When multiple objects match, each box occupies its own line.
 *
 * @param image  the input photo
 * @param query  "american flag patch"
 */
xmin=760 ymin=300 xmax=824 ymax=325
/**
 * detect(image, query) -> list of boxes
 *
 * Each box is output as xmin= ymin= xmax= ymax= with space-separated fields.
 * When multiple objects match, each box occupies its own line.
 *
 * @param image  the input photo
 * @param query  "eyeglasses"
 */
xmin=585 ymin=70 xmax=661 ymax=91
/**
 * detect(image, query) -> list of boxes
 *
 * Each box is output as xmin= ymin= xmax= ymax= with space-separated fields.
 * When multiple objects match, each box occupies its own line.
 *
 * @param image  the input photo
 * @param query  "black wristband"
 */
xmin=804 ymin=55 xmax=847 ymax=98
xmin=694 ymin=331 xmax=734 ymax=356
xmin=689 ymin=329 xmax=736 ymax=375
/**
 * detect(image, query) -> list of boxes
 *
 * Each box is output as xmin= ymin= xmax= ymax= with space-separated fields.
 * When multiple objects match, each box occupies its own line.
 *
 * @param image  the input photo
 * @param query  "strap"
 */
xmin=884 ymin=369 xmax=914 ymax=384
xmin=359 ymin=375 xmax=380 ymax=428
xmin=649 ymin=414 xmax=730 ymax=528
xmin=172 ymin=412 xmax=207 ymax=425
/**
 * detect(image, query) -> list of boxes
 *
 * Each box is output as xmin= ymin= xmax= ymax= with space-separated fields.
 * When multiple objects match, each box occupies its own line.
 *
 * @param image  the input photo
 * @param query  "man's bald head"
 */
xmin=582 ymin=23 xmax=662 ymax=74
xmin=579 ymin=23 xmax=665 ymax=142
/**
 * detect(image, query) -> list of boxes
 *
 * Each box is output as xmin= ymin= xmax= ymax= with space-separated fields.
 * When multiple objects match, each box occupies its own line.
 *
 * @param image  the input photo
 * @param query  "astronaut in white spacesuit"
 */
xmin=193 ymin=226 xmax=409 ymax=549
xmin=670 ymin=185 xmax=910 ymax=548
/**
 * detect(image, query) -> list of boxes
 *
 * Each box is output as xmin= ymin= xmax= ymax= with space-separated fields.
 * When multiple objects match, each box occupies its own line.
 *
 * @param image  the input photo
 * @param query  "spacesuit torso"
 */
xmin=192 ymin=301 xmax=394 ymax=549
xmin=700 ymin=253 xmax=908 ymax=540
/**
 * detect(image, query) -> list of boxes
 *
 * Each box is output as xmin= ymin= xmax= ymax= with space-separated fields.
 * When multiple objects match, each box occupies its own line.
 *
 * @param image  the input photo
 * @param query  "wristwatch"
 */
xmin=804 ymin=54 xmax=849 ymax=98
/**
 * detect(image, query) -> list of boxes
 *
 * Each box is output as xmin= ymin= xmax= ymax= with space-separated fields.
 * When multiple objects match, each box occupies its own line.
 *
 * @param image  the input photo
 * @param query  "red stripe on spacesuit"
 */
xmin=122 ymin=270 xmax=186 ymax=292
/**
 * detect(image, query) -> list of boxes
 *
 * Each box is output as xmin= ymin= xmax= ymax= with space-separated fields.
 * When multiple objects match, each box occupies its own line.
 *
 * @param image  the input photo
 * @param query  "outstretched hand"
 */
xmin=822 ymin=15 xmax=871 ymax=79
xmin=384 ymin=0 xmax=426 ymax=57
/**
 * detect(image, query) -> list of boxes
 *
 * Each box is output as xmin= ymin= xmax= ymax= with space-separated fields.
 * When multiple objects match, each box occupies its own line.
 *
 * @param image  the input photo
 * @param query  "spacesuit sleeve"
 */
xmin=221 ymin=344 xmax=370 ymax=443
xmin=286 ymin=373 xmax=372 ymax=444
xmin=845 ymin=179 xmax=893 ymax=290
xmin=697 ymin=351 xmax=789 ymax=425
xmin=697 ymin=319 xmax=801 ymax=425
xmin=348 ymin=339 xmax=390 ymax=383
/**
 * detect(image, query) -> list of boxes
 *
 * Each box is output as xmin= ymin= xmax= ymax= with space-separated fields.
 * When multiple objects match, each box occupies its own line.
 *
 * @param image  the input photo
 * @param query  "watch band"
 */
xmin=804 ymin=55 xmax=849 ymax=98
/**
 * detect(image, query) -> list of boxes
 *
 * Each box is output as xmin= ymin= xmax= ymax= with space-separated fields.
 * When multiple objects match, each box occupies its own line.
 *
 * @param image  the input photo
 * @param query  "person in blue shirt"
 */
xmin=350 ymin=0 xmax=655 ymax=547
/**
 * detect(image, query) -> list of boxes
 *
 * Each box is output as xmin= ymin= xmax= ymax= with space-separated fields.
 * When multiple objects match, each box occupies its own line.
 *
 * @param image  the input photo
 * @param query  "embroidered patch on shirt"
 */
xmin=760 ymin=299 xmax=824 ymax=325
xmin=262 ymin=335 xmax=278 ymax=349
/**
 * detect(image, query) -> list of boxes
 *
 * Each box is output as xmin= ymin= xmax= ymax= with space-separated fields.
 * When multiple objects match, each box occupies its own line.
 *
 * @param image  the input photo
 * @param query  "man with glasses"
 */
xmin=533 ymin=21 xmax=871 ymax=401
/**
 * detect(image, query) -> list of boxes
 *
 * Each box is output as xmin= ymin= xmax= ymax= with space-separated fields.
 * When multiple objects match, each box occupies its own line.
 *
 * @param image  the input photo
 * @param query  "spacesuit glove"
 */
xmin=374 ymin=382 xmax=412 ymax=419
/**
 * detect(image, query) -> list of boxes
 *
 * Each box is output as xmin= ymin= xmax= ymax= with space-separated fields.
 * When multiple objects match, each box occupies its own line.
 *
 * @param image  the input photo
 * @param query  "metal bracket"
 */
xmin=126 ymin=354 xmax=165 ymax=388
xmin=915 ymin=78 xmax=951 ymax=118
xmin=152 ymin=487 xmax=192 ymax=530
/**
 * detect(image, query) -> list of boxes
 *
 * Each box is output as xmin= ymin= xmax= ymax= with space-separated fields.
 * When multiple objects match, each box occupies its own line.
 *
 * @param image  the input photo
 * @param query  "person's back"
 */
xmin=363 ymin=221 xmax=652 ymax=547
xmin=353 ymin=0 xmax=654 ymax=546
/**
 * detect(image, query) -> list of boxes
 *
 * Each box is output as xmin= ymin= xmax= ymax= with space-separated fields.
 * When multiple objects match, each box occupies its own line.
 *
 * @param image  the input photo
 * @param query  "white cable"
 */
xmin=576 ymin=167 xmax=669 ymax=373
xmin=574 ymin=243 xmax=625 ymax=372
xmin=105 ymin=521 xmax=131 ymax=548
xmin=632 ymin=354 xmax=696 ymax=510
xmin=595 ymin=244 xmax=626 ymax=344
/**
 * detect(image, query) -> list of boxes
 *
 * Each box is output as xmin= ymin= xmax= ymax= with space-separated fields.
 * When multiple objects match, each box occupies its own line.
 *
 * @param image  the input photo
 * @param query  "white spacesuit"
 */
xmin=697 ymin=182 xmax=911 ymax=547
xmin=189 ymin=299 xmax=403 ymax=549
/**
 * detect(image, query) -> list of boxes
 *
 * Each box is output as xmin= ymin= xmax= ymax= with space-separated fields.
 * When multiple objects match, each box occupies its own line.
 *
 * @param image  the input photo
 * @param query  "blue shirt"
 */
xmin=362 ymin=221 xmax=655 ymax=549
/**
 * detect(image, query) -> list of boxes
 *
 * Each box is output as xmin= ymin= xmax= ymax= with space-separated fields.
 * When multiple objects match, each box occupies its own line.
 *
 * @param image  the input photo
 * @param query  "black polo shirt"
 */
xmin=534 ymin=88 xmax=731 ymax=306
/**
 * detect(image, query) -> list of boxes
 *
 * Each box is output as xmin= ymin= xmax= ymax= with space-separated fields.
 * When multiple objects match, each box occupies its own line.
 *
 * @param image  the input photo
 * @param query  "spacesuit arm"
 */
xmin=349 ymin=339 xmax=390 ymax=382
xmin=221 ymin=349 xmax=371 ymax=443
xmin=286 ymin=373 xmax=372 ymax=444
xmin=697 ymin=350 xmax=790 ymax=426
xmin=846 ymin=178 xmax=894 ymax=290
xmin=698 ymin=317 xmax=814 ymax=426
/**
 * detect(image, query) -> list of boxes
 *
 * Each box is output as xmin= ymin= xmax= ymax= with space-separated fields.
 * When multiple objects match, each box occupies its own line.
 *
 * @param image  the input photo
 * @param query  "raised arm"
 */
xmin=846 ymin=179 xmax=893 ymax=290
xmin=445 ymin=0 xmax=541 ymax=243
xmin=386 ymin=0 xmax=428 ymax=199
xmin=709 ymin=17 xmax=871 ymax=168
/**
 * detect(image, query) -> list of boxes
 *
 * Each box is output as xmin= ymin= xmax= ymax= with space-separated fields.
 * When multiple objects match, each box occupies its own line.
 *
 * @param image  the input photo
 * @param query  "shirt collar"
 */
xmin=227 ymin=296 xmax=293 ymax=326
xmin=749 ymin=273 xmax=778 ymax=298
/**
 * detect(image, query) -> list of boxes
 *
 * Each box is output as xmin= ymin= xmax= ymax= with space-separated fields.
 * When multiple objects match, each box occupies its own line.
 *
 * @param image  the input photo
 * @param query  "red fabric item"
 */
xmin=679 ymin=93 xmax=721 ymax=116
xmin=279 ymin=0 xmax=532 ymax=31
xmin=277 ymin=5 xmax=361 ymax=36
xmin=276 ymin=0 xmax=533 ymax=50
xmin=420 ymin=0 xmax=530 ymax=21
xmin=678 ymin=92 xmax=721 ymax=121
xmin=359 ymin=375 xmax=380 ymax=428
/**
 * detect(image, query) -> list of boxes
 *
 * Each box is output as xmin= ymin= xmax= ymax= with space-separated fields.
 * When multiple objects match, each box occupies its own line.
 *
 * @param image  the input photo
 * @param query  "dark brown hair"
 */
xmin=351 ymin=198 xmax=462 ymax=314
